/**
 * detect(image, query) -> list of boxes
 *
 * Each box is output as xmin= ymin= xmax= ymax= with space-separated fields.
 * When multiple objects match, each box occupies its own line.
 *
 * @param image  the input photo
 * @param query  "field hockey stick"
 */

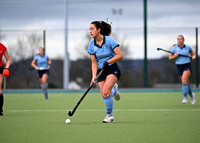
xmin=29 ymin=65 xmax=50 ymax=71
xmin=157 ymin=48 xmax=192 ymax=58
xmin=38 ymin=65 xmax=50 ymax=70
xmin=68 ymin=69 xmax=104 ymax=117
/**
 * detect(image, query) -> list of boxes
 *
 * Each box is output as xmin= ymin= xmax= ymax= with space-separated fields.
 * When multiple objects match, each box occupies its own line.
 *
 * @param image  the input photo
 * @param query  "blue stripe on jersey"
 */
xmin=88 ymin=36 xmax=119 ymax=69
xmin=34 ymin=54 xmax=49 ymax=68
xmin=171 ymin=44 xmax=192 ymax=65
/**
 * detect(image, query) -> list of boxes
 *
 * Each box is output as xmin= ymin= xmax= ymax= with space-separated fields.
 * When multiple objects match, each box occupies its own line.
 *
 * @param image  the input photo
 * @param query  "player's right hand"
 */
xmin=3 ymin=68 xmax=9 ymax=77
xmin=91 ymin=77 xmax=97 ymax=85
xmin=174 ymin=53 xmax=179 ymax=58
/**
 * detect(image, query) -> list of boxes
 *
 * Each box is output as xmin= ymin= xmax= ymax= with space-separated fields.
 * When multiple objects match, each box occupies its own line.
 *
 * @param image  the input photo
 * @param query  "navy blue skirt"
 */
xmin=97 ymin=63 xmax=121 ymax=82
xmin=176 ymin=63 xmax=192 ymax=76
xmin=38 ymin=70 xmax=49 ymax=78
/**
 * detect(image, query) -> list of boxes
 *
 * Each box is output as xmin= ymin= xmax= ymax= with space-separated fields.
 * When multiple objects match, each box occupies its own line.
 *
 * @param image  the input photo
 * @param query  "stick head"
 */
xmin=68 ymin=111 xmax=73 ymax=117
xmin=157 ymin=48 xmax=160 ymax=51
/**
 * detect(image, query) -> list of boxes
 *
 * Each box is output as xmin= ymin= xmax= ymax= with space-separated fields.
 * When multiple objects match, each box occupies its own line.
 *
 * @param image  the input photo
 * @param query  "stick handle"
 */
xmin=38 ymin=65 xmax=50 ymax=70
xmin=68 ymin=68 xmax=104 ymax=117
xmin=95 ymin=69 xmax=103 ymax=81
xmin=157 ymin=48 xmax=192 ymax=59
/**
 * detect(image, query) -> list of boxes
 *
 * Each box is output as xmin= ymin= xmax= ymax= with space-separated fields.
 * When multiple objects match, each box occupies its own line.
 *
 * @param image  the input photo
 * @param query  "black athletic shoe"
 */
xmin=0 ymin=111 xmax=4 ymax=116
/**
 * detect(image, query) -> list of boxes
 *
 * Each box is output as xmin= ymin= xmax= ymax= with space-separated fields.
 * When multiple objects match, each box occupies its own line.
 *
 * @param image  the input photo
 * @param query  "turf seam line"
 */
xmin=6 ymin=109 xmax=200 ymax=112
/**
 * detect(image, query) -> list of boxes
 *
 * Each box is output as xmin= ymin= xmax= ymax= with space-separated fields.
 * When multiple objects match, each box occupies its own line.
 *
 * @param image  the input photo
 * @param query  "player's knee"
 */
xmin=41 ymin=80 xmax=46 ymax=84
xmin=182 ymin=79 xmax=187 ymax=84
xmin=103 ymin=88 xmax=111 ymax=97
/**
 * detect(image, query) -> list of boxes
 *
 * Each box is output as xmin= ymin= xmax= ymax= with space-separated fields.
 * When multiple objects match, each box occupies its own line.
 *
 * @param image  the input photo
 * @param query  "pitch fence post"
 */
xmin=143 ymin=0 xmax=148 ymax=87
xmin=43 ymin=30 xmax=46 ymax=54
xmin=195 ymin=27 xmax=199 ymax=88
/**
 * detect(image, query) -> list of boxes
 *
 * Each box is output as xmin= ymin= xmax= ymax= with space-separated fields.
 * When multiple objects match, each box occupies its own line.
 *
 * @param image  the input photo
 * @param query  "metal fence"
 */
xmin=0 ymin=0 xmax=199 ymax=89
xmin=0 ymin=26 xmax=199 ymax=89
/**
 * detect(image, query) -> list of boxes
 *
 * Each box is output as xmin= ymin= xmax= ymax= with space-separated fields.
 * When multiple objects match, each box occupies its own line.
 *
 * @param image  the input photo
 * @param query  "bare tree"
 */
xmin=111 ymin=33 xmax=130 ymax=59
xmin=9 ymin=33 xmax=42 ymax=62
xmin=8 ymin=33 xmax=42 ymax=88
xmin=75 ymin=33 xmax=92 ymax=60
xmin=28 ymin=33 xmax=42 ymax=57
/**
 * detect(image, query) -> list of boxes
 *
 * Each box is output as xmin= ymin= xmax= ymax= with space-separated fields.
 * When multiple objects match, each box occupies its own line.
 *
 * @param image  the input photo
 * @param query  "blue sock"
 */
xmin=182 ymin=84 xmax=188 ymax=98
xmin=104 ymin=95 xmax=113 ymax=116
xmin=41 ymin=83 xmax=48 ymax=99
xmin=188 ymin=86 xmax=193 ymax=97
xmin=111 ymin=87 xmax=116 ymax=97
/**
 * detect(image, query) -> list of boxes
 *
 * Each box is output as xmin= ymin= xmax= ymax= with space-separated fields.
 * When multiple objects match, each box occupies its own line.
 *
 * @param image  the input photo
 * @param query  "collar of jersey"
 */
xmin=94 ymin=36 xmax=106 ymax=48
xmin=177 ymin=44 xmax=186 ymax=49
xmin=37 ymin=53 xmax=45 ymax=58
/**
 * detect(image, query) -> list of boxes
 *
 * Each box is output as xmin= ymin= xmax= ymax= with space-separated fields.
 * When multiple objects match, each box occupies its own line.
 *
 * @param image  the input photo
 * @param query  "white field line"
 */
xmin=6 ymin=109 xmax=200 ymax=112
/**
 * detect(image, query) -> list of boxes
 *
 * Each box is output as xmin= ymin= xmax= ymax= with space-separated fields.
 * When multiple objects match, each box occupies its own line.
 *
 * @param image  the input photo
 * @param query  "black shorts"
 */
xmin=0 ymin=66 xmax=3 ymax=74
xmin=176 ymin=63 xmax=192 ymax=76
xmin=97 ymin=63 xmax=121 ymax=82
xmin=37 ymin=70 xmax=49 ymax=78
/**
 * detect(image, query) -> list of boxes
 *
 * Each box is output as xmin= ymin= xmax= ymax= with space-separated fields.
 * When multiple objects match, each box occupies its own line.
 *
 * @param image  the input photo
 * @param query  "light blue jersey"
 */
xmin=88 ymin=36 xmax=119 ymax=69
xmin=34 ymin=54 xmax=49 ymax=68
xmin=171 ymin=44 xmax=192 ymax=65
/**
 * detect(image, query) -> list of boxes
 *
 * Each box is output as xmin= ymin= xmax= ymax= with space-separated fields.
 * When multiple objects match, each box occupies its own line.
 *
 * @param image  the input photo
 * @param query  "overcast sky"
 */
xmin=0 ymin=0 xmax=200 ymax=60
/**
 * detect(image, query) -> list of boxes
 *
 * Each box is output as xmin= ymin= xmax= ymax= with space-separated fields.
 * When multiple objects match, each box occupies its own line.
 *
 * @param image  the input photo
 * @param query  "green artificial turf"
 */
xmin=0 ymin=92 xmax=199 ymax=143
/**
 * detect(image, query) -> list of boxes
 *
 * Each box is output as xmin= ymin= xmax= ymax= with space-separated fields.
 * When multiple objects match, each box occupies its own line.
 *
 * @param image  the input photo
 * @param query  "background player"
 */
xmin=31 ymin=47 xmax=51 ymax=99
xmin=169 ymin=35 xmax=196 ymax=104
xmin=0 ymin=43 xmax=11 ymax=116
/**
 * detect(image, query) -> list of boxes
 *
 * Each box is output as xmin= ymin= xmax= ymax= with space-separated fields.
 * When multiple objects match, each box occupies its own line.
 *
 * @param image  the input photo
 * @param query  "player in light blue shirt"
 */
xmin=33 ymin=54 xmax=49 ymax=69
xmin=88 ymin=36 xmax=119 ymax=69
xmin=88 ymin=21 xmax=123 ymax=123
xmin=169 ymin=35 xmax=196 ymax=104
xmin=31 ymin=47 xmax=51 ymax=99
xmin=171 ymin=44 xmax=192 ymax=65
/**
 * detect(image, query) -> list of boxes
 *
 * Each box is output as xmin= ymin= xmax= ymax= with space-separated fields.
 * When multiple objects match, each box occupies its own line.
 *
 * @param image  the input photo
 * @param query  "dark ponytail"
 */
xmin=91 ymin=21 xmax=111 ymax=36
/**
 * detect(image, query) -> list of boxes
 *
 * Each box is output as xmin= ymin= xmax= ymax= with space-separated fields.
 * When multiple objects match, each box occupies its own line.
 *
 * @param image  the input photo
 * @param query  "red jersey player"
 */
xmin=0 ymin=43 xmax=11 ymax=116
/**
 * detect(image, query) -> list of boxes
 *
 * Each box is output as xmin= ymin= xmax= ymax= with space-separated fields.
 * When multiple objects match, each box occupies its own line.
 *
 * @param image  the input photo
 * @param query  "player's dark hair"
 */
xmin=91 ymin=21 xmax=111 ymax=36
xmin=178 ymin=35 xmax=185 ymax=40
xmin=39 ymin=47 xmax=44 ymax=50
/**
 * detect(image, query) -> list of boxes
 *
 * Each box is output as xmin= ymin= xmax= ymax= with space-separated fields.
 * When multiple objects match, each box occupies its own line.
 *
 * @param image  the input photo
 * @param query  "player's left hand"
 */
xmin=103 ymin=61 xmax=109 ymax=70
xmin=192 ymin=55 xmax=196 ymax=60
xmin=3 ymin=68 xmax=9 ymax=77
